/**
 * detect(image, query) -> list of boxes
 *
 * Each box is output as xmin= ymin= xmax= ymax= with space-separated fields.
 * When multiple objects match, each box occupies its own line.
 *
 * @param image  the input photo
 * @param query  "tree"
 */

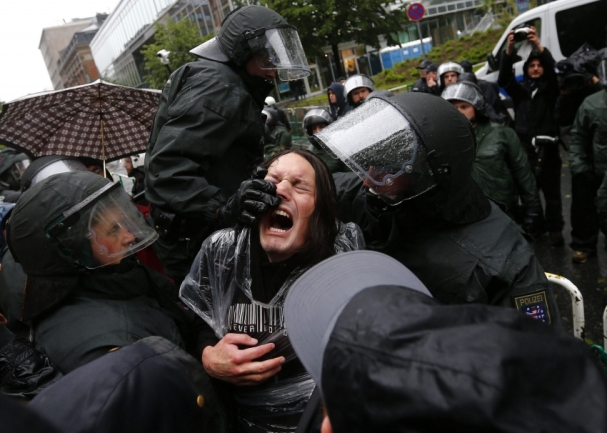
xmin=262 ymin=0 xmax=408 ymax=78
xmin=141 ymin=18 xmax=213 ymax=89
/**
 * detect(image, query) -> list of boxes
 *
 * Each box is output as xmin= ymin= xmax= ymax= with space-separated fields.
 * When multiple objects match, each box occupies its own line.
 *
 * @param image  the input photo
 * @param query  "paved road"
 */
xmin=534 ymin=149 xmax=607 ymax=346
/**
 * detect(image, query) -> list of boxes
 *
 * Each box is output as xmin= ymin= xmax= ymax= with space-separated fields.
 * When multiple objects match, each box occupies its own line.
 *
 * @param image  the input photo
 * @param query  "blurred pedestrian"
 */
xmin=498 ymin=25 xmax=564 ymax=247
xmin=442 ymin=81 xmax=542 ymax=234
xmin=327 ymin=82 xmax=350 ymax=119
xmin=264 ymin=96 xmax=291 ymax=133
xmin=570 ymin=50 xmax=607 ymax=263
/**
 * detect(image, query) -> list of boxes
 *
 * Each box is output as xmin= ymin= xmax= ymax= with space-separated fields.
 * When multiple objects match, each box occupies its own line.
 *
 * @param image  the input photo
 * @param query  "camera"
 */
xmin=157 ymin=49 xmax=171 ymax=65
xmin=513 ymin=26 xmax=531 ymax=42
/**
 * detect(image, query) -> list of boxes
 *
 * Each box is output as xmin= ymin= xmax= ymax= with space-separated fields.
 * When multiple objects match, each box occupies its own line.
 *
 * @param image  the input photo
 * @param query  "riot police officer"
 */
xmin=145 ymin=5 xmax=310 ymax=285
xmin=302 ymin=109 xmax=348 ymax=173
xmin=318 ymin=92 xmax=561 ymax=325
xmin=7 ymin=171 xmax=192 ymax=373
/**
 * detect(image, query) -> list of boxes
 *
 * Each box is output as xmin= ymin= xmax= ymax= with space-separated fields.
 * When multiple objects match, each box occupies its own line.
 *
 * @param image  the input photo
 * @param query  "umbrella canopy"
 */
xmin=0 ymin=80 xmax=161 ymax=162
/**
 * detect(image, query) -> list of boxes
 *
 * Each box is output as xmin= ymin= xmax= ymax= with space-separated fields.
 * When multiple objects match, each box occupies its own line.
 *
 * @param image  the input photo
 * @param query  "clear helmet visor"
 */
xmin=53 ymin=185 xmax=158 ymax=269
xmin=441 ymin=82 xmax=485 ymax=111
xmin=250 ymin=27 xmax=311 ymax=81
xmin=10 ymin=160 xmax=30 ymax=180
xmin=315 ymin=98 xmax=437 ymax=205
xmin=31 ymin=159 xmax=87 ymax=186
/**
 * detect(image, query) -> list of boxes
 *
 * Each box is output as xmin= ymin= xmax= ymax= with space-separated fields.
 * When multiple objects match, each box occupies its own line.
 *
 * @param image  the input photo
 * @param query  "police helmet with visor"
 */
xmin=190 ymin=5 xmax=310 ymax=81
xmin=344 ymin=74 xmax=375 ymax=105
xmin=441 ymin=81 xmax=486 ymax=115
xmin=8 ymin=171 xmax=158 ymax=274
xmin=437 ymin=62 xmax=464 ymax=87
xmin=315 ymin=92 xmax=476 ymax=207
xmin=303 ymin=109 xmax=333 ymax=136
xmin=21 ymin=155 xmax=87 ymax=191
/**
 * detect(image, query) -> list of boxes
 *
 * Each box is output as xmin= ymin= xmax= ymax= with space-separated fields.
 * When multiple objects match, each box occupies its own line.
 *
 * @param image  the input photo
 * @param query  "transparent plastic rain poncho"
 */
xmin=179 ymin=222 xmax=364 ymax=432
xmin=315 ymin=97 xmax=437 ymax=206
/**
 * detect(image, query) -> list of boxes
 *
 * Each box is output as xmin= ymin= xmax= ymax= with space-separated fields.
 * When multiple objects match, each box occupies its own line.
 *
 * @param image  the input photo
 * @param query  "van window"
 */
xmin=556 ymin=1 xmax=607 ymax=57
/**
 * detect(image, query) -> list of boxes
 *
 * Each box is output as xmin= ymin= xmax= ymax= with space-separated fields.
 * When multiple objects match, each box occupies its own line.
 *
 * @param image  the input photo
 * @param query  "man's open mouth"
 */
xmin=268 ymin=209 xmax=293 ymax=233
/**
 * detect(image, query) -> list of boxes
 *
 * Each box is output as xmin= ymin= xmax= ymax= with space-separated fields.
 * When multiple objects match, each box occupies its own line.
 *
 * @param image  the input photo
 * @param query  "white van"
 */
xmin=476 ymin=0 xmax=607 ymax=83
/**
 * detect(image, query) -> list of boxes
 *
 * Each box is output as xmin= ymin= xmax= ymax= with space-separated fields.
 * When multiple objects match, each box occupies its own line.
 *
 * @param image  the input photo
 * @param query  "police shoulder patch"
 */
xmin=513 ymin=290 xmax=551 ymax=324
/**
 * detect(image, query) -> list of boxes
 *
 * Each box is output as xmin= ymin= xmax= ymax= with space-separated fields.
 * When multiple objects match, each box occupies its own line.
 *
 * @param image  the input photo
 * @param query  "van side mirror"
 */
xmin=487 ymin=53 xmax=499 ymax=72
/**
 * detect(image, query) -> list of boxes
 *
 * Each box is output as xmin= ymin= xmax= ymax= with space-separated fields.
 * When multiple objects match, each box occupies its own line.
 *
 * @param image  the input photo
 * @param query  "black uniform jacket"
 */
xmin=334 ymin=173 xmax=561 ymax=326
xmin=145 ymin=59 xmax=270 ymax=220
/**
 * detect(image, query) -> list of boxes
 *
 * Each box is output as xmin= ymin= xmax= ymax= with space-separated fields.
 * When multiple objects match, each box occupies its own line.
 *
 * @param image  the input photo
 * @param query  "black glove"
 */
xmin=521 ymin=211 xmax=544 ymax=240
xmin=574 ymin=170 xmax=598 ymax=185
xmin=0 ymin=336 xmax=63 ymax=398
xmin=218 ymin=167 xmax=280 ymax=227
xmin=364 ymin=188 xmax=391 ymax=218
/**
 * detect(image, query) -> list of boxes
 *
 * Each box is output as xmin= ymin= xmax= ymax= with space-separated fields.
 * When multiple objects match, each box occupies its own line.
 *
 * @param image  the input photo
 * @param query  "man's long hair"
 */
xmin=261 ymin=149 xmax=339 ymax=266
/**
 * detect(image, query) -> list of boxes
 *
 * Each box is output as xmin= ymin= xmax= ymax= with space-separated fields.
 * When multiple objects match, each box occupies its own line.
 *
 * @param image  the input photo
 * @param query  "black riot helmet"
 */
xmin=20 ymin=155 xmax=87 ymax=192
xmin=302 ymin=108 xmax=333 ymax=136
xmin=190 ymin=5 xmax=310 ymax=81
xmin=8 ymin=171 xmax=158 ymax=276
xmin=0 ymin=148 xmax=29 ymax=191
xmin=316 ymin=92 xmax=479 ymax=209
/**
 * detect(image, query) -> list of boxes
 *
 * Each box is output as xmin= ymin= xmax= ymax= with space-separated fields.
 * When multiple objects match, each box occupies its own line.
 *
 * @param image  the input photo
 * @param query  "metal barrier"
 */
xmin=545 ymin=272 xmax=585 ymax=339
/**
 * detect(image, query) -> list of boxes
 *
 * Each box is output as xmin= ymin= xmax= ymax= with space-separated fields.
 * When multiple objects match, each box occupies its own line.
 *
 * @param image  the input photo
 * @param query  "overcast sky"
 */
xmin=0 ymin=0 xmax=120 ymax=103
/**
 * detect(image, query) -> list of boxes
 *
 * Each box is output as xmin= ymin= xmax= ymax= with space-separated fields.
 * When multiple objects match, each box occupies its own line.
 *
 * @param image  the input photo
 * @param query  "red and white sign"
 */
xmin=407 ymin=2 xmax=426 ymax=21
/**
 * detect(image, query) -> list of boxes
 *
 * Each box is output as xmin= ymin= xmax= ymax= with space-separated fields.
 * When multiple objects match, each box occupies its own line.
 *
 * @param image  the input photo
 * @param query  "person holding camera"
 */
xmin=498 ymin=25 xmax=564 ymax=246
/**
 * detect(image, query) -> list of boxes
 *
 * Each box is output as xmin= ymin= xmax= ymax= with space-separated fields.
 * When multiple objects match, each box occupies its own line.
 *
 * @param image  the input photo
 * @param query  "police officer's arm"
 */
xmin=503 ymin=128 xmax=542 ymax=212
xmin=568 ymin=102 xmax=594 ymax=176
xmin=146 ymin=63 xmax=257 ymax=219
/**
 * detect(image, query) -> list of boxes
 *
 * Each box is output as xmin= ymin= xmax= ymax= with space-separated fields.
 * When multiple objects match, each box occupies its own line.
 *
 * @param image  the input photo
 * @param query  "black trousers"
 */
xmin=524 ymin=144 xmax=564 ymax=233
xmin=570 ymin=173 xmax=602 ymax=253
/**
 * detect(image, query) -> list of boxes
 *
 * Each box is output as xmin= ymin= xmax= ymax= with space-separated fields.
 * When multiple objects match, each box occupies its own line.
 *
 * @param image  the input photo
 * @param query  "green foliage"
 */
xmin=262 ymin=0 xmax=408 ymax=59
xmin=373 ymin=28 xmax=502 ymax=88
xmin=141 ymin=18 xmax=211 ymax=89
xmin=408 ymin=68 xmax=420 ymax=79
